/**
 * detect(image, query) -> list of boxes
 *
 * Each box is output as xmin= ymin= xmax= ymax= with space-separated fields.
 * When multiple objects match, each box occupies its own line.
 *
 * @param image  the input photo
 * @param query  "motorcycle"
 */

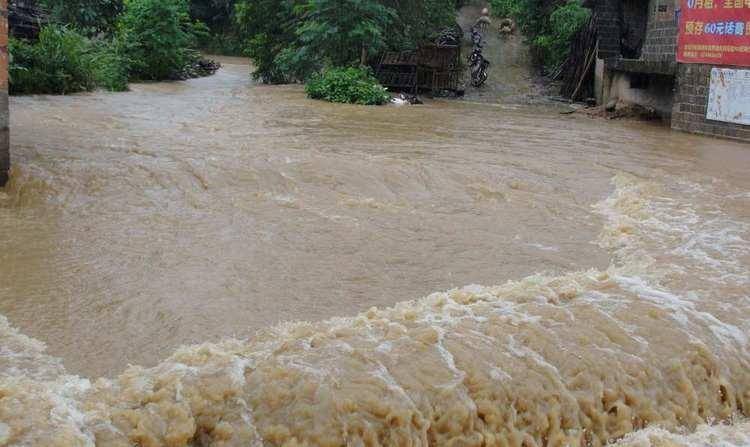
xmin=470 ymin=26 xmax=483 ymax=46
xmin=468 ymin=46 xmax=489 ymax=88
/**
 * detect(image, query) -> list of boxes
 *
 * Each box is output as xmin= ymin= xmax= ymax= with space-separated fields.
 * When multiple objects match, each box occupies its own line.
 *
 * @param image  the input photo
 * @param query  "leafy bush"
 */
xmin=116 ymin=0 xmax=202 ymax=80
xmin=488 ymin=0 xmax=522 ymax=18
xmin=90 ymin=40 xmax=130 ymax=91
xmin=9 ymin=25 xmax=129 ymax=95
xmin=40 ymin=0 xmax=124 ymax=36
xmin=305 ymin=67 xmax=389 ymax=105
xmin=533 ymin=1 xmax=590 ymax=70
xmin=9 ymin=25 xmax=97 ymax=95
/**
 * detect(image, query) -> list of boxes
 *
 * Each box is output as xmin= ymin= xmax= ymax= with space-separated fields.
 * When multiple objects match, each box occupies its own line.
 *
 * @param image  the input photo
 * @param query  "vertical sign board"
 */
xmin=706 ymin=68 xmax=750 ymax=124
xmin=677 ymin=0 xmax=750 ymax=66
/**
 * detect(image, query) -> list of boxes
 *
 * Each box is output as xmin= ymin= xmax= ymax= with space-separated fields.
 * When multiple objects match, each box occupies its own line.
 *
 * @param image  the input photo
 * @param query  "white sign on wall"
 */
xmin=706 ymin=68 xmax=750 ymax=126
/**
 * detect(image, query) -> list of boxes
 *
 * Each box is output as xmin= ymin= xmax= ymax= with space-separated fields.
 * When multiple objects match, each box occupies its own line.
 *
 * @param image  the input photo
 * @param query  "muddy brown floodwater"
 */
xmin=1 ymin=57 xmax=750 ymax=446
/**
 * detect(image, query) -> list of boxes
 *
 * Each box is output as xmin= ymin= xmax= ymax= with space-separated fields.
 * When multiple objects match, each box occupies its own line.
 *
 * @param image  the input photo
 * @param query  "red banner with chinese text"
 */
xmin=677 ymin=0 xmax=750 ymax=66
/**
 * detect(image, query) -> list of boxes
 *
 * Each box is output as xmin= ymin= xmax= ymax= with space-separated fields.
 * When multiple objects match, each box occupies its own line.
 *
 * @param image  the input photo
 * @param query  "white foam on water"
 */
xmin=611 ymin=419 xmax=750 ymax=447
xmin=0 ymin=173 xmax=749 ymax=446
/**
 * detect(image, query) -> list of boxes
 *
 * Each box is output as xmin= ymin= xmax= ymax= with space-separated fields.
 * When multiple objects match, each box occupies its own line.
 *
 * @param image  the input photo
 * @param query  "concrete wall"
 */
xmin=0 ymin=0 xmax=7 ymax=186
xmin=606 ymin=71 xmax=675 ymax=117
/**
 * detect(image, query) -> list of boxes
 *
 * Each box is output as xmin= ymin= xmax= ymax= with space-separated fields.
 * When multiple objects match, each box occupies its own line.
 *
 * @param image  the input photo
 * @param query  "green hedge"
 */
xmin=305 ymin=67 xmax=390 ymax=105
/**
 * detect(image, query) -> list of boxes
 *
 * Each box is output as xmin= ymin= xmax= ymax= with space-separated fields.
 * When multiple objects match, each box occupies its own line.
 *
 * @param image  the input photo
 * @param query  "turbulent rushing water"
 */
xmin=1 ymin=56 xmax=750 ymax=446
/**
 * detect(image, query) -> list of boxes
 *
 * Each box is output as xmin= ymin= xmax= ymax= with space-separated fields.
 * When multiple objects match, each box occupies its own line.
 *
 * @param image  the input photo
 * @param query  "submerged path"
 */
xmin=0 ymin=58 xmax=749 ymax=446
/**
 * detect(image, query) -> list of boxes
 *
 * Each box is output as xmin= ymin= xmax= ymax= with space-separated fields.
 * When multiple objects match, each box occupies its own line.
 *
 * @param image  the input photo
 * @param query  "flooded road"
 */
xmin=0 ymin=58 xmax=619 ymax=378
xmin=1 ymin=57 xmax=750 ymax=446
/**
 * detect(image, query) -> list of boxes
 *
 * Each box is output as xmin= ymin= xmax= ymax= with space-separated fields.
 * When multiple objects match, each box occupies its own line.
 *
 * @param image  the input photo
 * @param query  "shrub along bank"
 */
xmin=9 ymin=25 xmax=128 ymax=94
xmin=10 ymin=0 xmax=216 ymax=95
xmin=305 ymin=67 xmax=390 ymax=105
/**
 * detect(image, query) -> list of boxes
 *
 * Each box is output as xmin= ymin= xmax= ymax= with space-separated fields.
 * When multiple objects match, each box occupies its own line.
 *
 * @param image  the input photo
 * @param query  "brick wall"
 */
xmin=640 ymin=0 xmax=679 ymax=62
xmin=621 ymin=0 xmax=649 ymax=58
xmin=671 ymin=64 xmax=750 ymax=141
xmin=593 ymin=0 xmax=749 ymax=141
xmin=0 ymin=0 xmax=8 ymax=186
xmin=594 ymin=0 xmax=621 ymax=59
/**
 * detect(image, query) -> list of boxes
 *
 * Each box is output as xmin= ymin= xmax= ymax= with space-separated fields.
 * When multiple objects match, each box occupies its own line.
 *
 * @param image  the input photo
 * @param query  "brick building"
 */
xmin=590 ymin=0 xmax=750 ymax=142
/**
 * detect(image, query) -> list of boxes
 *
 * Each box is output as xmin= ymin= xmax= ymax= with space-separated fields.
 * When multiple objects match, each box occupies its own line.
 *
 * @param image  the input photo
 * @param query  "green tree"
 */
xmin=116 ymin=0 xmax=200 ymax=80
xmin=189 ymin=0 xmax=236 ymax=31
xmin=295 ymin=0 xmax=394 ymax=67
xmin=381 ymin=0 xmax=456 ymax=50
xmin=234 ymin=0 xmax=302 ymax=83
xmin=39 ymin=0 xmax=123 ymax=35
xmin=530 ymin=0 xmax=590 ymax=70
xmin=235 ymin=0 xmax=458 ymax=83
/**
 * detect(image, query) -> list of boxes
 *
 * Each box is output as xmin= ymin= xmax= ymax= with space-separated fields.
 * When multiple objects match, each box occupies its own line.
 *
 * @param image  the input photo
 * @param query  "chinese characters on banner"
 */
xmin=677 ymin=0 xmax=750 ymax=66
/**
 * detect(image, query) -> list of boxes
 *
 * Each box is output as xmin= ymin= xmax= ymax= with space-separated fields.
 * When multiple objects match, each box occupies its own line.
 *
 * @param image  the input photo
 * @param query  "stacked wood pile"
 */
xmin=9 ymin=0 xmax=47 ymax=39
xmin=376 ymin=51 xmax=419 ymax=94
xmin=375 ymin=44 xmax=462 ymax=94
xmin=558 ymin=13 xmax=597 ymax=101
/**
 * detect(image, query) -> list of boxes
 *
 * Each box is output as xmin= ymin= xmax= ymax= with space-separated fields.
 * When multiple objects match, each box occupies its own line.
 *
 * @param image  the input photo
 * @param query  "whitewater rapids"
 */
xmin=1 ymin=171 xmax=749 ymax=446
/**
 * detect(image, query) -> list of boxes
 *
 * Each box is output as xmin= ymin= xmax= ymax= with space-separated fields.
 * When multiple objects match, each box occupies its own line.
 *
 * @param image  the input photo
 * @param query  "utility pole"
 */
xmin=0 ymin=0 xmax=8 ymax=186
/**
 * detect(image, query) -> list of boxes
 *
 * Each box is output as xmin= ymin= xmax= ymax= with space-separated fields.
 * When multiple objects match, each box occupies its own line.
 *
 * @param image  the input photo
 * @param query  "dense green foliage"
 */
xmin=296 ymin=0 xmax=394 ymax=67
xmin=10 ymin=0 xmax=214 ymax=94
xmin=488 ymin=0 xmax=590 ymax=72
xmin=40 ymin=0 xmax=123 ymax=35
xmin=90 ymin=40 xmax=130 ymax=91
xmin=305 ymin=67 xmax=390 ymax=105
xmin=534 ymin=1 xmax=590 ymax=70
xmin=188 ymin=0 xmax=236 ymax=30
xmin=375 ymin=0 xmax=457 ymax=56
xmin=487 ymin=0 xmax=521 ymax=19
xmin=187 ymin=0 xmax=246 ymax=55
xmin=9 ymin=25 xmax=127 ymax=94
xmin=233 ymin=0 xmax=300 ymax=83
xmin=116 ymin=0 xmax=204 ymax=80
xmin=235 ymin=0 xmax=457 ymax=83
